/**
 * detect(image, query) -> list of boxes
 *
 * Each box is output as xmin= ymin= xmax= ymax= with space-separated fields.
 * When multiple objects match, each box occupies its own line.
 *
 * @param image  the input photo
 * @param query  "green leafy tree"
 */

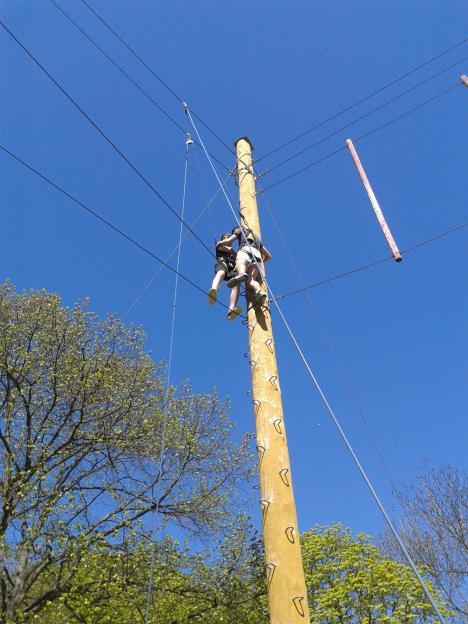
xmin=302 ymin=524 xmax=450 ymax=623
xmin=31 ymin=523 xmax=452 ymax=623
xmin=34 ymin=517 xmax=267 ymax=623
xmin=0 ymin=283 xmax=251 ymax=622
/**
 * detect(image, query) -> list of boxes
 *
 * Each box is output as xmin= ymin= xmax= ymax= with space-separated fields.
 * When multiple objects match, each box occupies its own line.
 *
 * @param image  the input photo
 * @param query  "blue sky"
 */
xmin=1 ymin=0 xmax=466 ymax=540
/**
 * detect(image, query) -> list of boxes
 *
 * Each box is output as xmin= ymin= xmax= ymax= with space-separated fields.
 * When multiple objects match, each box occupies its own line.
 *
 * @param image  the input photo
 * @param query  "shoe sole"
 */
xmin=208 ymin=288 xmax=217 ymax=305
xmin=227 ymin=274 xmax=247 ymax=288
xmin=227 ymin=307 xmax=242 ymax=321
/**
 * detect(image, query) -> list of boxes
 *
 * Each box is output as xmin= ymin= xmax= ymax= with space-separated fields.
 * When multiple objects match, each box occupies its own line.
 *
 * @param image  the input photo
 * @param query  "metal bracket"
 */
xmin=279 ymin=468 xmax=290 ymax=487
xmin=272 ymin=418 xmax=283 ymax=434
xmin=185 ymin=132 xmax=193 ymax=145
xmin=260 ymin=499 xmax=270 ymax=522
xmin=285 ymin=526 xmax=295 ymax=544
xmin=256 ymin=444 xmax=265 ymax=466
xmin=292 ymin=596 xmax=306 ymax=617
xmin=243 ymin=352 xmax=257 ymax=368
xmin=265 ymin=563 xmax=276 ymax=590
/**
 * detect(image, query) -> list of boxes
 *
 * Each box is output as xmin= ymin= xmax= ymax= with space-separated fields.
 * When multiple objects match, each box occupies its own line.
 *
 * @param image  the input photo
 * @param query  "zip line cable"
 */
xmin=187 ymin=110 xmax=447 ymax=624
xmin=261 ymin=191 xmax=401 ymax=497
xmin=255 ymin=36 xmax=468 ymax=163
xmin=144 ymin=138 xmax=190 ymax=624
xmin=0 ymin=143 xmax=242 ymax=319
xmin=49 ymin=0 xmax=230 ymax=174
xmin=273 ymin=221 xmax=467 ymax=302
xmin=78 ymin=0 xmax=235 ymax=158
xmin=122 ymin=174 xmax=230 ymax=320
xmin=0 ymin=19 xmax=215 ymax=259
xmin=258 ymin=57 xmax=467 ymax=179
xmin=193 ymin=145 xmax=218 ymax=243
xmin=258 ymin=82 xmax=461 ymax=194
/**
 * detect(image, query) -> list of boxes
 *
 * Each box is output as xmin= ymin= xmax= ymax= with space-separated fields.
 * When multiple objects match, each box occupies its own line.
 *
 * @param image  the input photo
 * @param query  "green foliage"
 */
xmin=301 ymin=524 xmax=451 ymax=623
xmin=0 ymin=284 xmax=452 ymax=623
xmin=0 ymin=283 xmax=252 ymax=622
xmin=28 ymin=523 xmax=452 ymax=624
xmin=35 ymin=518 xmax=267 ymax=624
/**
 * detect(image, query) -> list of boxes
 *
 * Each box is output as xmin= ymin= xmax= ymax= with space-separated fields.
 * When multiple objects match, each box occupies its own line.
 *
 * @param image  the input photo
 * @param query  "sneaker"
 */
xmin=208 ymin=288 xmax=217 ymax=305
xmin=227 ymin=273 xmax=248 ymax=288
xmin=227 ymin=306 xmax=242 ymax=321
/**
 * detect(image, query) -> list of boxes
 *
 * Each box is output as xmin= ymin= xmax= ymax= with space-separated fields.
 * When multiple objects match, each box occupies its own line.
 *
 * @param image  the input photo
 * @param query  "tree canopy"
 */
xmin=0 ymin=284 xmax=452 ymax=623
xmin=302 ymin=524 xmax=450 ymax=623
xmin=0 ymin=283 xmax=251 ymax=622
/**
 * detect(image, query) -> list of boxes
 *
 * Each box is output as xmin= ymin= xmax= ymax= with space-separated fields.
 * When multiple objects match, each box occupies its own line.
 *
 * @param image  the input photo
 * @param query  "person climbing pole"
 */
xmin=208 ymin=232 xmax=243 ymax=321
xmin=226 ymin=225 xmax=271 ymax=309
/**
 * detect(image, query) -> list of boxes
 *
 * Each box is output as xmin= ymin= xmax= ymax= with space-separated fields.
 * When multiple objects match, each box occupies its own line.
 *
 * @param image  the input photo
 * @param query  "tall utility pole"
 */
xmin=235 ymin=137 xmax=310 ymax=623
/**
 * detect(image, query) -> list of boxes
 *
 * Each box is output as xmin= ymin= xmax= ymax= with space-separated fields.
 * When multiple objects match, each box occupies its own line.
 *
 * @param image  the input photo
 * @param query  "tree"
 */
xmin=0 ymin=283 xmax=251 ymax=622
xmin=301 ymin=524 xmax=449 ymax=623
xmin=34 ymin=517 xmax=268 ymax=624
xmin=380 ymin=465 xmax=467 ymax=621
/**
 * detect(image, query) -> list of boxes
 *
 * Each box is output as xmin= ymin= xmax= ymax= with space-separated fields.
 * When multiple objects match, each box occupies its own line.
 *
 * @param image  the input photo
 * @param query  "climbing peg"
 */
xmin=285 ymin=526 xmax=295 ymax=543
xmin=279 ymin=468 xmax=290 ymax=487
xmin=272 ymin=418 xmax=283 ymax=434
xmin=260 ymin=499 xmax=270 ymax=522
xmin=292 ymin=596 xmax=306 ymax=617
xmin=264 ymin=338 xmax=274 ymax=353
xmin=265 ymin=563 xmax=276 ymax=590
xmin=256 ymin=444 xmax=266 ymax=466
xmin=269 ymin=375 xmax=278 ymax=390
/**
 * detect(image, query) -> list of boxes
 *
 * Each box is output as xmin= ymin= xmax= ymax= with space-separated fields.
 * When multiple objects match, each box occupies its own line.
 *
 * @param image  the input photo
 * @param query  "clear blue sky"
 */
xmin=1 ymin=0 xmax=466 ymax=540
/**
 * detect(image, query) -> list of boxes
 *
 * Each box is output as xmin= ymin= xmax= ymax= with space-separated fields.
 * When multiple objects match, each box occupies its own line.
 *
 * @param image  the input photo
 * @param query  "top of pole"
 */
xmin=234 ymin=136 xmax=255 ymax=151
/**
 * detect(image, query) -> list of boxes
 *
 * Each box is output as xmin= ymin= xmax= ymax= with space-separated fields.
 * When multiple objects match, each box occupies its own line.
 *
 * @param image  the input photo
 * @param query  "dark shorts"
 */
xmin=214 ymin=260 xmax=237 ymax=282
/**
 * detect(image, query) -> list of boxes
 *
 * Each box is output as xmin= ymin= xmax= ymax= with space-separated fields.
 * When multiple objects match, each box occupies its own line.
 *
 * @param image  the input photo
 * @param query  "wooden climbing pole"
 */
xmin=235 ymin=137 xmax=310 ymax=623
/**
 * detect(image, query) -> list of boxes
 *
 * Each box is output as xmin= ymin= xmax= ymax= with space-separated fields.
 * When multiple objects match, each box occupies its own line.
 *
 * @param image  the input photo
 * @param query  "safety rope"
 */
xmin=254 ymin=36 xmax=468 ymax=163
xmin=186 ymin=109 xmax=446 ymax=624
xmin=0 ymin=143 xmax=244 ymax=321
xmin=122 ymin=173 xmax=230 ymax=320
xmin=257 ymin=82 xmax=461 ymax=194
xmin=0 ymin=19 xmax=215 ymax=259
xmin=273 ymin=220 xmax=468 ymax=302
xmin=258 ymin=57 xmax=466 ymax=178
xmin=261 ymin=191 xmax=402 ymax=498
xmin=193 ymin=145 xmax=218 ymax=243
xmin=78 ymin=0 xmax=235 ymax=161
xmin=144 ymin=136 xmax=191 ymax=623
